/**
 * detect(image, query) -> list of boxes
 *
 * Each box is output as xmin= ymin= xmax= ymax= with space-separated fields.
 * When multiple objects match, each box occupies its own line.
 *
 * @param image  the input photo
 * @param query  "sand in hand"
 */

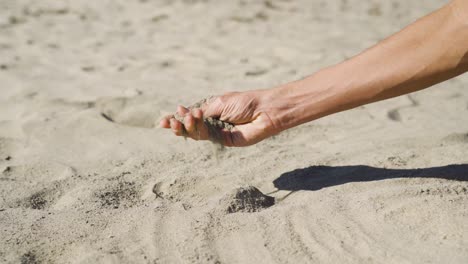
xmin=173 ymin=97 xmax=235 ymax=144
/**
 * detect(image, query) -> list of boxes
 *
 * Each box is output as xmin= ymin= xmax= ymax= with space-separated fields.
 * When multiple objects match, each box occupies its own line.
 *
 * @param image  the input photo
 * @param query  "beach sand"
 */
xmin=1 ymin=0 xmax=467 ymax=263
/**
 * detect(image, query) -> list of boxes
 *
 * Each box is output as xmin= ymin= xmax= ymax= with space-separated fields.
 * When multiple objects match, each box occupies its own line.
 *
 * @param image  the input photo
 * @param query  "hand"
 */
xmin=159 ymin=90 xmax=280 ymax=147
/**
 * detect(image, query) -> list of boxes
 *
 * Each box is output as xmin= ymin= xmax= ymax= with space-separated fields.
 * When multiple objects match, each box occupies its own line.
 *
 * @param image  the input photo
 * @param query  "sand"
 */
xmin=1 ymin=0 xmax=467 ymax=263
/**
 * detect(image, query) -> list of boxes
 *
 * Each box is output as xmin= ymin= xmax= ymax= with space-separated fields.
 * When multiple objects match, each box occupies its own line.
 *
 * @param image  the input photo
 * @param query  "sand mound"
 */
xmin=220 ymin=186 xmax=275 ymax=213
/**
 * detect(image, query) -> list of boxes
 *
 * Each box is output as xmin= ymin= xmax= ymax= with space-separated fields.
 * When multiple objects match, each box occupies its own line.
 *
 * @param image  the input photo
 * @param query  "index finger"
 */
xmin=159 ymin=114 xmax=174 ymax=128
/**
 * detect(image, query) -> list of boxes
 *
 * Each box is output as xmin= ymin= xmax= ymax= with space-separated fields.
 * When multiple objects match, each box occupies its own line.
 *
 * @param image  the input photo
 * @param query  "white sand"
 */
xmin=1 ymin=0 xmax=467 ymax=263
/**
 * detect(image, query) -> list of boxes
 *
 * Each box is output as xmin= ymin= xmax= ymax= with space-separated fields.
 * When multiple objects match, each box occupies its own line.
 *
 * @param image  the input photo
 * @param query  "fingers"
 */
xmin=159 ymin=114 xmax=173 ymax=128
xmin=159 ymin=113 xmax=185 ymax=136
xmin=192 ymin=108 xmax=203 ymax=119
xmin=160 ymin=106 xmax=210 ymax=141
xmin=159 ymin=105 xmax=190 ymax=134
xmin=184 ymin=108 xmax=201 ymax=134
xmin=161 ymin=96 xmax=259 ymax=146
xmin=177 ymin=105 xmax=190 ymax=116
xmin=184 ymin=113 xmax=196 ymax=133
xmin=159 ymin=118 xmax=170 ymax=128
xmin=161 ymin=111 xmax=249 ymax=147
xmin=170 ymin=118 xmax=184 ymax=136
xmin=189 ymin=108 xmax=210 ymax=140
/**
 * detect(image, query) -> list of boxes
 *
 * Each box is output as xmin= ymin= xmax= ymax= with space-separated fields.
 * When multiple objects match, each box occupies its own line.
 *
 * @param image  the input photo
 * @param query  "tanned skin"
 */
xmin=161 ymin=0 xmax=468 ymax=147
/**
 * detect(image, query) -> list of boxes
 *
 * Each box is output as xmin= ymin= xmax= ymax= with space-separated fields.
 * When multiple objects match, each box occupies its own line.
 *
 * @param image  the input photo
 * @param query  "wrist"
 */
xmin=259 ymin=70 xmax=339 ymax=131
xmin=266 ymin=68 xmax=340 ymax=130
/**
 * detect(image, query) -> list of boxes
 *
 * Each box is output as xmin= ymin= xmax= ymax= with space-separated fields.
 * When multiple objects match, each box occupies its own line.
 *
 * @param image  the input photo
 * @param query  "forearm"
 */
xmin=268 ymin=1 xmax=468 ymax=130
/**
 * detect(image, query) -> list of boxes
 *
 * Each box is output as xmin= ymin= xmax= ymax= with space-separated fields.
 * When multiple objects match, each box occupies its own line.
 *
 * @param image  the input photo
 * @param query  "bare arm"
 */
xmin=162 ymin=0 xmax=468 ymax=146
xmin=267 ymin=0 xmax=468 ymax=131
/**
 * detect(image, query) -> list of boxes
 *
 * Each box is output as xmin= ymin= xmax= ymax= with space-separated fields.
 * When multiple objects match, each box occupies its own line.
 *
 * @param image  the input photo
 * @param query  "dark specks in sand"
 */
xmin=368 ymin=4 xmax=382 ymax=16
xmin=121 ymin=20 xmax=131 ymax=27
xmin=245 ymin=69 xmax=268 ymax=77
xmin=264 ymin=0 xmax=280 ymax=10
xmin=97 ymin=181 xmax=139 ymax=209
xmin=2 ymin=166 xmax=11 ymax=173
xmin=151 ymin=14 xmax=169 ymax=23
xmin=29 ymin=192 xmax=48 ymax=210
xmin=81 ymin=66 xmax=95 ymax=72
xmin=387 ymin=109 xmax=401 ymax=122
xmin=47 ymin=43 xmax=59 ymax=49
xmin=9 ymin=16 xmax=27 ymax=25
xmin=101 ymin=113 xmax=114 ymax=122
xmin=20 ymin=251 xmax=40 ymax=264
xmin=230 ymin=12 xmax=268 ymax=23
xmin=22 ymin=7 xmax=69 ymax=17
xmin=160 ymin=60 xmax=173 ymax=68
xmin=0 ymin=43 xmax=12 ymax=49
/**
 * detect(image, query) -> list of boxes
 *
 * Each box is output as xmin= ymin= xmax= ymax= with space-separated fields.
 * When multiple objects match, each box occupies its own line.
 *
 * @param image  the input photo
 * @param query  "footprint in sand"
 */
xmin=1 ymin=163 xmax=75 ymax=209
xmin=151 ymin=178 xmax=193 ymax=203
xmin=386 ymin=95 xmax=419 ymax=122
xmin=0 ymin=137 xmax=17 ymax=161
xmin=96 ymin=96 xmax=167 ymax=129
xmin=443 ymin=132 xmax=468 ymax=144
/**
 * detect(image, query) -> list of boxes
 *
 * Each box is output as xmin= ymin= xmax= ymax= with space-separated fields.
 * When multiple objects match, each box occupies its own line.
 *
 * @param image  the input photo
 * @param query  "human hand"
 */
xmin=159 ymin=90 xmax=280 ymax=147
